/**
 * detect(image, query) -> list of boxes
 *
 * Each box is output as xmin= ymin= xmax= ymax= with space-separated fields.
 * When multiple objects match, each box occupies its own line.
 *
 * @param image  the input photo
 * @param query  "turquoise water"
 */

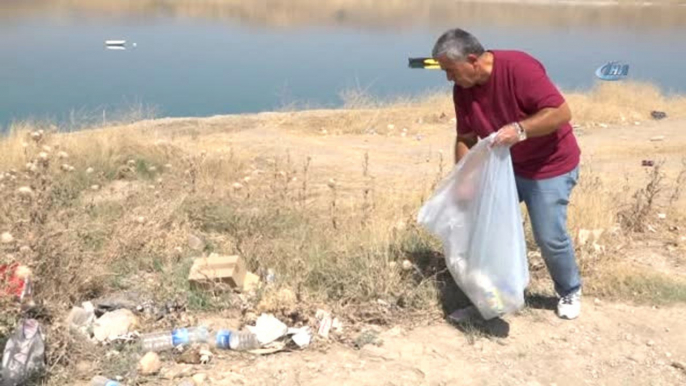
xmin=1 ymin=4 xmax=685 ymax=130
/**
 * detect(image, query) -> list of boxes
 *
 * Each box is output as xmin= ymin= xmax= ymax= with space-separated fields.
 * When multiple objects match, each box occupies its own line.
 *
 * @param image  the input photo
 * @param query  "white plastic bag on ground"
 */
xmin=1 ymin=319 xmax=45 ymax=386
xmin=417 ymin=133 xmax=529 ymax=320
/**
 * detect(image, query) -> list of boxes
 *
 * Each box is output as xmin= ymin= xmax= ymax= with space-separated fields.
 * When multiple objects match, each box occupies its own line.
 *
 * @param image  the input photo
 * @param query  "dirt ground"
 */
xmin=146 ymin=301 xmax=686 ymax=386
xmin=74 ymin=112 xmax=686 ymax=386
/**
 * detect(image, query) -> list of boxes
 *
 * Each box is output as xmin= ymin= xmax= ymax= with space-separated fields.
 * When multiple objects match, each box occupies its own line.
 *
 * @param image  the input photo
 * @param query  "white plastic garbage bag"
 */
xmin=1 ymin=319 xmax=45 ymax=386
xmin=417 ymin=133 xmax=529 ymax=320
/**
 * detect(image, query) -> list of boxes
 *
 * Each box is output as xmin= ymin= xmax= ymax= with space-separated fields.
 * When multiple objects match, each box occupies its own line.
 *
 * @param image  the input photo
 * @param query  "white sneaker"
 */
xmin=557 ymin=290 xmax=581 ymax=320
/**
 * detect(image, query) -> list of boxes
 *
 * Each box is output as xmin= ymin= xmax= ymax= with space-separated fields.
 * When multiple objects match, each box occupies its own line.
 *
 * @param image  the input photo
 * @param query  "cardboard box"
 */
xmin=188 ymin=254 xmax=247 ymax=289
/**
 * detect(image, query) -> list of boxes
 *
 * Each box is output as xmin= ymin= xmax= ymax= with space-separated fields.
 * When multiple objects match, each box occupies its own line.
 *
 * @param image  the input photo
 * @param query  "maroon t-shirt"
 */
xmin=453 ymin=50 xmax=580 ymax=180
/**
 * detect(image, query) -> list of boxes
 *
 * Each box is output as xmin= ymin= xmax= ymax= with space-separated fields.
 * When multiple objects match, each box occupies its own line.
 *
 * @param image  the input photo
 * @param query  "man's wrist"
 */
xmin=513 ymin=121 xmax=527 ymax=141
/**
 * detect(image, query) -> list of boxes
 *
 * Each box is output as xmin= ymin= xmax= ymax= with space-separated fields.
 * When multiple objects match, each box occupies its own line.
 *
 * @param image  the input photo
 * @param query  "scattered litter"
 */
xmin=213 ymin=330 xmax=260 ymax=351
xmin=93 ymin=309 xmax=139 ymax=342
xmin=642 ymin=160 xmax=654 ymax=167
xmin=264 ymin=268 xmax=276 ymax=284
xmin=141 ymin=326 xmax=208 ymax=352
xmin=92 ymin=291 xmax=144 ymax=315
xmin=387 ymin=124 xmax=395 ymax=130
xmin=598 ymin=123 xmax=608 ymax=128
xmin=316 ymin=310 xmax=333 ymax=338
xmin=90 ymin=375 xmax=121 ymax=385
xmin=138 ymin=351 xmax=162 ymax=375
xmin=245 ymin=314 xmax=288 ymax=345
xmin=651 ymin=111 xmax=667 ymax=120
xmin=67 ymin=301 xmax=96 ymax=336
xmin=332 ymin=318 xmax=343 ymax=334
xmin=288 ymin=326 xmax=312 ymax=348
xmin=658 ymin=213 xmax=667 ymax=220
xmin=0 ymin=263 xmax=32 ymax=303
xmin=242 ymin=272 xmax=260 ymax=292
xmin=188 ymin=254 xmax=249 ymax=290
xmin=650 ymin=136 xmax=665 ymax=142
xmin=198 ymin=347 xmax=213 ymax=364
xmin=1 ymin=319 xmax=45 ymax=385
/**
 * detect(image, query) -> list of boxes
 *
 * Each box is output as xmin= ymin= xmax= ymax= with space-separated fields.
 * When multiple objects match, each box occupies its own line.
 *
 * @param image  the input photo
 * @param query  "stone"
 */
xmin=138 ymin=352 xmax=162 ymax=375
xmin=1 ymin=232 xmax=14 ymax=244
xmin=175 ymin=348 xmax=201 ymax=365
xmin=93 ymin=309 xmax=138 ymax=342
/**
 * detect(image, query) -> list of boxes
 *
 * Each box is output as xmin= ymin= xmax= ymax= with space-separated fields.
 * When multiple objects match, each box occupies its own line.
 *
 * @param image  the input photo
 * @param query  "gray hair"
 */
xmin=432 ymin=28 xmax=485 ymax=62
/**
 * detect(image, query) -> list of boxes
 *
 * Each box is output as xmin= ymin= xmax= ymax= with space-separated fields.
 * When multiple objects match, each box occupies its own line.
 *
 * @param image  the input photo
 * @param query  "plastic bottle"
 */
xmin=140 ymin=326 xmax=209 ymax=352
xmin=212 ymin=329 xmax=260 ymax=351
xmin=90 ymin=375 xmax=121 ymax=386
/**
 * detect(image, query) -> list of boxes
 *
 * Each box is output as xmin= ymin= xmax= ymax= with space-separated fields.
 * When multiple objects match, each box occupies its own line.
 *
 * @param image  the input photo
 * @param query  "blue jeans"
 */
xmin=516 ymin=166 xmax=581 ymax=297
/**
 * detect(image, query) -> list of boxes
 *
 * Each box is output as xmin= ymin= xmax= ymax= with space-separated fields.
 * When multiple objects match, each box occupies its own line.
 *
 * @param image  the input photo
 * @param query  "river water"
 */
xmin=1 ymin=1 xmax=685 ymax=130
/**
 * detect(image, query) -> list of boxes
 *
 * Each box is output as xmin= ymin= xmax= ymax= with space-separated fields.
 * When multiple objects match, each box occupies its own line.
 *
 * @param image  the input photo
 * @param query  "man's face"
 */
xmin=437 ymin=55 xmax=479 ymax=88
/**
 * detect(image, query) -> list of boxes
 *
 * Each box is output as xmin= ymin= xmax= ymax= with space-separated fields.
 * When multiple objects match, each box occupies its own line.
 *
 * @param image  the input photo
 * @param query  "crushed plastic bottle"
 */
xmin=140 ymin=326 xmax=209 ymax=352
xmin=212 ymin=329 xmax=260 ymax=351
xmin=90 ymin=375 xmax=121 ymax=386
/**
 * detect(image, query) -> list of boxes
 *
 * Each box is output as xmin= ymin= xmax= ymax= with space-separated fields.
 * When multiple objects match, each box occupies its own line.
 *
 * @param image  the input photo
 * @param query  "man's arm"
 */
xmin=519 ymin=102 xmax=571 ymax=138
xmin=455 ymin=133 xmax=477 ymax=164
xmin=494 ymin=102 xmax=571 ymax=146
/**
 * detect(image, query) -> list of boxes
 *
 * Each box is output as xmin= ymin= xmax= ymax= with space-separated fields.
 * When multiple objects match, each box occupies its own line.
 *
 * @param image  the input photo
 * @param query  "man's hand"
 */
xmin=492 ymin=123 xmax=521 ymax=147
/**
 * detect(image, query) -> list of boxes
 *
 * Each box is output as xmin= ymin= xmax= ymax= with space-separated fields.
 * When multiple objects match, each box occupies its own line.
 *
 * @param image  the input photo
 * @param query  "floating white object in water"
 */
xmin=105 ymin=40 xmax=126 ymax=46
xmin=132 ymin=42 xmax=137 ymax=47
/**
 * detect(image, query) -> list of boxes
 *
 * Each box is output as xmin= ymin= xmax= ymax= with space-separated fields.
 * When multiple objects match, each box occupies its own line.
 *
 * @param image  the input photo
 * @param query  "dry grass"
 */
xmin=1 ymin=83 xmax=686 ymax=384
xmin=565 ymin=82 xmax=686 ymax=126
xmin=276 ymin=81 xmax=686 ymax=139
